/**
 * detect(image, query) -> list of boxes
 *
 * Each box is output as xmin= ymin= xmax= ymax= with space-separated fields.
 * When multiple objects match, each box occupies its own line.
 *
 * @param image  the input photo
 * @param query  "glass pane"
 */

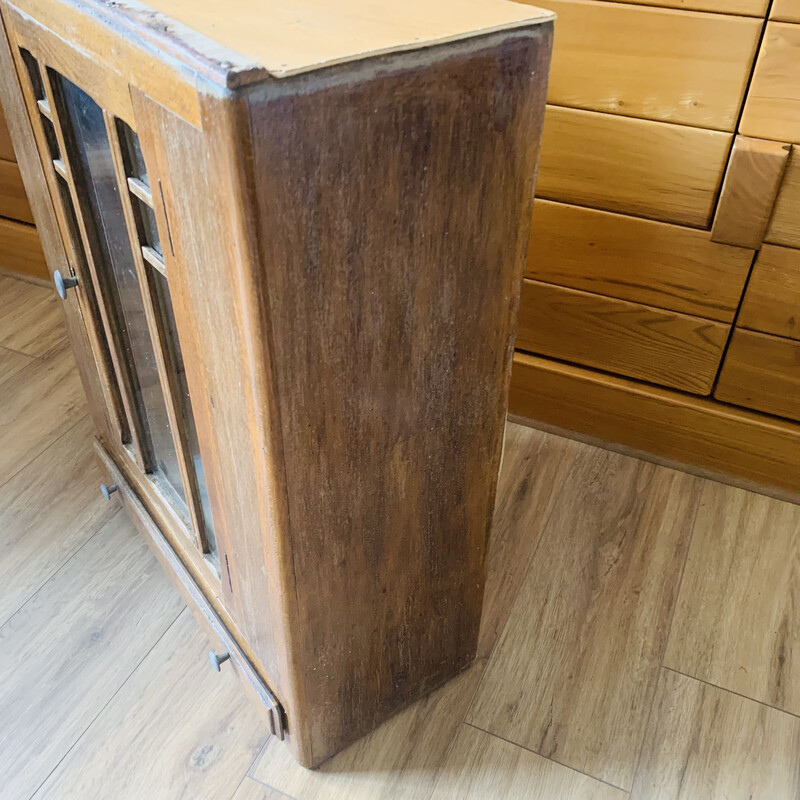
xmin=118 ymin=120 xmax=149 ymax=187
xmin=56 ymin=74 xmax=187 ymax=515
xmin=151 ymin=268 xmax=217 ymax=556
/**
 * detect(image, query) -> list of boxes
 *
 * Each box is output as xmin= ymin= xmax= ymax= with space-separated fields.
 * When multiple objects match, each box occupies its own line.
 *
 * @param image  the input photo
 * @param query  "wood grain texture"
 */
xmin=247 ymin=28 xmax=552 ymax=765
xmin=600 ymin=0 xmax=767 ymax=16
xmin=710 ymin=136 xmax=791 ymax=248
xmin=528 ymin=200 xmax=753 ymax=321
xmin=0 ymin=273 xmax=65 ymax=355
xmin=33 ymin=610 xmax=270 ymax=800
xmin=715 ymin=328 xmax=800 ymax=422
xmin=430 ymin=725 xmax=627 ymax=800
xmin=0 ymin=104 xmax=14 ymax=160
xmin=740 ymin=22 xmax=800 ymax=143
xmin=0 ymin=512 xmax=184 ymax=800
xmin=517 ymin=280 xmax=729 ymax=394
xmin=664 ymin=481 xmax=800 ymax=715
xmin=230 ymin=779 xmax=290 ymax=800
xmin=739 ymin=244 xmax=800 ymax=339
xmin=0 ymin=155 xmax=32 ymax=222
xmin=771 ymin=0 xmax=800 ymax=21
xmin=765 ymin=145 xmax=800 ymax=248
xmin=468 ymin=448 xmax=701 ymax=790
xmin=542 ymin=0 xmax=759 ymax=129
xmin=631 ymin=669 xmax=800 ymax=800
xmin=509 ymin=352 xmax=800 ymax=494
xmin=0 ymin=216 xmax=47 ymax=279
xmin=537 ymin=105 xmax=732 ymax=226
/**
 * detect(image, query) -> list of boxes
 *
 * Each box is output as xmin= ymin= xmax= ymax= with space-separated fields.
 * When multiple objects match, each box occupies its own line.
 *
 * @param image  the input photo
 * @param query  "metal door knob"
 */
xmin=53 ymin=269 xmax=78 ymax=300
xmin=100 ymin=483 xmax=118 ymax=500
xmin=209 ymin=651 xmax=231 ymax=672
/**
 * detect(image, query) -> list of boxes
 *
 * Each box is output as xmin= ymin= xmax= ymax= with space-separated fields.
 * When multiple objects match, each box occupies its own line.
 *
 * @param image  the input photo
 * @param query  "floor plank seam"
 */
xmin=243 ymin=773 xmax=299 ymax=800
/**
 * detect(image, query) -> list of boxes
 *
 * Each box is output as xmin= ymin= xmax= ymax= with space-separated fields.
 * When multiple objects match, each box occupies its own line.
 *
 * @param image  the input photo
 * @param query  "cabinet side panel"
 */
xmin=248 ymin=27 xmax=552 ymax=764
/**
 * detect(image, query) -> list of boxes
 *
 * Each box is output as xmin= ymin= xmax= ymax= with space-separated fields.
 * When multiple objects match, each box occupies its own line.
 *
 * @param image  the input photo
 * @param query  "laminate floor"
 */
xmin=3 ymin=276 xmax=800 ymax=799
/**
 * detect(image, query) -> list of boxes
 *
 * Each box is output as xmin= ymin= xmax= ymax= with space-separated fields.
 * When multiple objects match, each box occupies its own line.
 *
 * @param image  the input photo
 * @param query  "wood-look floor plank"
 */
xmin=0 ymin=512 xmax=184 ymax=800
xmin=32 ymin=609 xmax=271 ymax=800
xmin=429 ymin=725 xmax=626 ymax=800
xmin=251 ymin=663 xmax=483 ymax=800
xmin=0 ymin=274 xmax=65 ymax=357
xmin=664 ymin=481 xmax=800 ymax=715
xmin=231 ymin=777 xmax=296 ymax=800
xmin=0 ymin=343 xmax=34 ymax=386
xmin=0 ymin=414 xmax=119 ymax=625
xmin=468 ymin=449 xmax=703 ymax=790
xmin=630 ymin=669 xmax=800 ymax=800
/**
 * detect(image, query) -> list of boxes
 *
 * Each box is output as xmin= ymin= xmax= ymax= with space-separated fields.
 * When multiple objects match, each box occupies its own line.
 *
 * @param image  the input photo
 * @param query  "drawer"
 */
xmin=771 ymin=0 xmax=800 ymax=22
xmin=716 ymin=329 xmax=800 ymax=421
xmin=0 ymin=157 xmax=33 ymax=223
xmin=0 ymin=108 xmax=14 ymax=162
xmin=516 ymin=280 xmax=729 ymax=394
xmin=0 ymin=216 xmax=46 ymax=279
xmin=740 ymin=22 xmax=800 ymax=142
xmin=738 ymin=245 xmax=800 ymax=340
xmin=766 ymin=145 xmax=800 ymax=248
xmin=527 ymin=200 xmax=753 ymax=321
xmin=594 ymin=0 xmax=768 ymax=15
xmin=544 ymin=0 xmax=760 ymax=130
xmin=537 ymin=105 xmax=731 ymax=226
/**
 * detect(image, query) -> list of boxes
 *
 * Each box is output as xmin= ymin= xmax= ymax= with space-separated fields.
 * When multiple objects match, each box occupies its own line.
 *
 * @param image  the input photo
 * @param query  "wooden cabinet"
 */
xmin=0 ymin=0 xmax=554 ymax=769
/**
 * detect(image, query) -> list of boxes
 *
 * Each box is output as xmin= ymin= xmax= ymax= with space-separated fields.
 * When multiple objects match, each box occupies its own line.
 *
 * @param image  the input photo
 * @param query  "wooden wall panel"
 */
xmin=0 ymin=156 xmax=33 ymax=223
xmin=715 ymin=329 xmax=800 ymax=422
xmin=516 ymin=280 xmax=729 ymax=394
xmin=766 ymin=146 xmax=800 ymax=248
xmin=544 ymin=0 xmax=760 ymax=130
xmin=0 ymin=216 xmax=46 ymax=279
xmin=536 ymin=106 xmax=732 ymax=226
xmin=528 ymin=200 xmax=753 ymax=321
xmin=770 ymin=0 xmax=800 ymax=22
xmin=738 ymin=245 xmax=800 ymax=340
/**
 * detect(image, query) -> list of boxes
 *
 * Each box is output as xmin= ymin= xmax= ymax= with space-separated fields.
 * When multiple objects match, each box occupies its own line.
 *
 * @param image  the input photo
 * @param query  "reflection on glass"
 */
xmin=56 ymin=74 xmax=187 ymax=515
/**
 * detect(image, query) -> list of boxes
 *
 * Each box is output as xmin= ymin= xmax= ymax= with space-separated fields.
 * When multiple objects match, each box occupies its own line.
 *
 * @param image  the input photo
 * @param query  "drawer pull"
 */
xmin=100 ymin=483 xmax=118 ymax=500
xmin=209 ymin=651 xmax=230 ymax=672
xmin=53 ymin=269 xmax=78 ymax=300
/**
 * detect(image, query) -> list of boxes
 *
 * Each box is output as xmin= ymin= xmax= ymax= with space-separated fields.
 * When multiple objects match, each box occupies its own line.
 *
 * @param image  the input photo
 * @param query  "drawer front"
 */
xmin=766 ymin=145 xmax=800 ymax=248
xmin=716 ymin=329 xmax=800 ymax=421
xmin=545 ymin=0 xmax=760 ymax=130
xmin=771 ymin=0 xmax=800 ymax=22
xmin=516 ymin=280 xmax=729 ymax=394
xmin=0 ymin=157 xmax=33 ymax=223
xmin=537 ymin=106 xmax=731 ymax=226
xmin=738 ymin=244 xmax=800 ymax=340
xmin=527 ymin=200 xmax=753 ymax=321
xmin=0 ymin=216 xmax=46 ymax=278
xmin=740 ymin=22 xmax=800 ymax=142
xmin=0 ymin=107 xmax=15 ymax=162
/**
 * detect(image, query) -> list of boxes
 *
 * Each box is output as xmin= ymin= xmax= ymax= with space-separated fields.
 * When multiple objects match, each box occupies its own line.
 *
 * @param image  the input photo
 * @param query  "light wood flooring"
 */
xmin=3 ymin=273 xmax=800 ymax=799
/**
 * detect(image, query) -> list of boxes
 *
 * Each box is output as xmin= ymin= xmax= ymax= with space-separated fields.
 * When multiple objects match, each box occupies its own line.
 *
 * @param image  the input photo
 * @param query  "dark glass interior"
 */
xmin=40 ymin=115 xmax=60 ymax=160
xmin=133 ymin=196 xmax=162 ymax=256
xmin=19 ymin=49 xmax=44 ymax=100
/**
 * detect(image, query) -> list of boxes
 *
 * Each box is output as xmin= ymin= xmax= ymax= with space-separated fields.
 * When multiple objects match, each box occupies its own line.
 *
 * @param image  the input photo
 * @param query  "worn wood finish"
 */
xmin=738 ymin=245 xmax=800 ymax=340
xmin=715 ymin=329 xmax=800 ymax=422
xmin=537 ymin=105 xmax=732 ymax=226
xmin=528 ymin=200 xmax=753 ymax=321
xmin=631 ymin=669 xmax=800 ymax=800
xmin=468 ymin=448 xmax=701 ymax=790
xmin=740 ymin=23 xmax=800 ymax=143
xmin=766 ymin=146 xmax=800 ymax=248
xmin=771 ymin=0 xmax=800 ymax=21
xmin=509 ymin=352 xmax=800 ymax=494
xmin=542 ymin=0 xmax=759 ymax=129
xmin=711 ymin=136 xmax=791 ymax=248
xmin=0 ymin=155 xmax=32 ymax=222
xmin=0 ymin=216 xmax=46 ymax=279
xmin=517 ymin=280 xmax=729 ymax=394
xmin=664 ymin=481 xmax=800 ymax=716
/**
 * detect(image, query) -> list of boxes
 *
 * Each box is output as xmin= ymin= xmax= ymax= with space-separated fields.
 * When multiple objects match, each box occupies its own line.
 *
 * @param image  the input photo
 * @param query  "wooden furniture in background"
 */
xmin=512 ymin=0 xmax=800 ymax=495
xmin=0 ymin=0 xmax=553 ymax=768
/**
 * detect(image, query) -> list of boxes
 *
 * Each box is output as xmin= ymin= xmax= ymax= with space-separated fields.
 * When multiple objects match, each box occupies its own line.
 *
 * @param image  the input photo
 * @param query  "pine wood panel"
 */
xmin=715 ymin=329 xmax=800 ymax=422
xmin=631 ymin=669 xmax=800 ymax=799
xmin=0 ymin=216 xmax=47 ymax=280
xmin=600 ymin=0 xmax=768 ymax=16
xmin=0 ymin=274 xmax=64 ymax=356
xmin=0 ymin=105 xmax=14 ymax=161
xmin=543 ymin=0 xmax=759 ymax=129
xmin=771 ymin=0 xmax=800 ymax=21
xmin=740 ymin=23 xmax=800 ymax=143
xmin=0 ymin=513 xmax=184 ymax=800
xmin=710 ymin=136 xmax=791 ymax=248
xmin=509 ymin=352 xmax=800 ymax=494
xmin=430 ymin=725 xmax=627 ymax=800
xmin=738 ymin=244 xmax=800 ymax=340
xmin=0 ymin=156 xmax=32 ymax=223
xmin=537 ymin=106 xmax=732 ymax=226
xmin=528 ymin=200 xmax=753 ymax=321
xmin=517 ymin=280 xmax=729 ymax=394
xmin=765 ymin=146 xmax=800 ymax=248
xmin=663 ymin=481 xmax=800 ymax=715
xmin=468 ymin=448 xmax=702 ymax=790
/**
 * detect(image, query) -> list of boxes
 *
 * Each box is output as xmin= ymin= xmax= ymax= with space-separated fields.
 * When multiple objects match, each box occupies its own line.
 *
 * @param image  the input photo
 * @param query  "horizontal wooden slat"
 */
xmin=516 ymin=280 xmax=729 ymax=394
xmin=0 ymin=107 xmax=14 ymax=162
xmin=770 ymin=0 xmax=800 ymax=22
xmin=740 ymin=23 xmax=800 ymax=143
xmin=537 ymin=105 xmax=731 ymax=226
xmin=738 ymin=245 xmax=800 ymax=340
xmin=0 ymin=156 xmax=32 ymax=223
xmin=527 ymin=200 xmax=753 ymax=321
xmin=598 ymin=0 xmax=768 ymax=17
xmin=766 ymin=145 xmax=800 ymax=248
xmin=0 ymin=216 xmax=46 ymax=279
xmin=716 ymin=329 xmax=800 ymax=422
xmin=543 ymin=0 xmax=760 ymax=130
xmin=509 ymin=352 xmax=800 ymax=495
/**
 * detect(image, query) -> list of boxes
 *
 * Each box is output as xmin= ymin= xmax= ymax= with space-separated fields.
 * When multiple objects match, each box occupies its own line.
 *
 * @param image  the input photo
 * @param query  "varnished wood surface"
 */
xmin=0 ymin=216 xmax=47 ymax=280
xmin=598 ymin=0 xmax=768 ymax=15
xmin=6 ymin=275 xmax=800 ymax=799
xmin=766 ymin=146 xmax=800 ymax=249
xmin=771 ymin=0 xmax=800 ymax=21
xmin=0 ymin=155 xmax=32 ymax=222
xmin=0 ymin=104 xmax=13 ymax=160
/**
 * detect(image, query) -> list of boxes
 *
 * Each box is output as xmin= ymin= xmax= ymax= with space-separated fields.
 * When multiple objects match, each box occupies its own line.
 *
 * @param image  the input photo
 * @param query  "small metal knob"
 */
xmin=100 ymin=483 xmax=118 ymax=500
xmin=53 ymin=269 xmax=78 ymax=300
xmin=209 ymin=651 xmax=230 ymax=672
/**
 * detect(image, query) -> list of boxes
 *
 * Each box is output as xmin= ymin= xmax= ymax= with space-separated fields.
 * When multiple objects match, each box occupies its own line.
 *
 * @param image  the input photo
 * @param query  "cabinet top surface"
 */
xmin=97 ymin=0 xmax=554 ymax=81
